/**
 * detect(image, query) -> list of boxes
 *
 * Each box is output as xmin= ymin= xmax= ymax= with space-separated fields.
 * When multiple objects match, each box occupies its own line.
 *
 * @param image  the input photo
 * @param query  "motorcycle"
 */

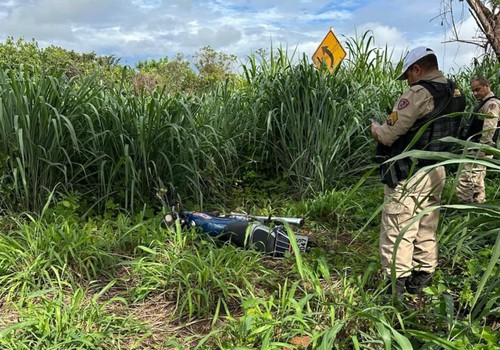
xmin=156 ymin=185 xmax=311 ymax=258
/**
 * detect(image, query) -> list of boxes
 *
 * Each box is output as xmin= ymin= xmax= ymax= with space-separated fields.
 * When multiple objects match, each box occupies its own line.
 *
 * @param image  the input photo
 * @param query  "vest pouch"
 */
xmin=379 ymin=158 xmax=412 ymax=189
xmin=379 ymin=161 xmax=399 ymax=188
xmin=375 ymin=143 xmax=392 ymax=163
xmin=458 ymin=122 xmax=470 ymax=140
xmin=395 ymin=157 xmax=411 ymax=180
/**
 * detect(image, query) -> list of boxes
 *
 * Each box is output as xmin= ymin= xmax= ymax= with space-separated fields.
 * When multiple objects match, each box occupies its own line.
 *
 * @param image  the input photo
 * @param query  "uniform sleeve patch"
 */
xmin=489 ymin=103 xmax=498 ymax=111
xmin=386 ymin=111 xmax=398 ymax=126
xmin=397 ymin=98 xmax=410 ymax=110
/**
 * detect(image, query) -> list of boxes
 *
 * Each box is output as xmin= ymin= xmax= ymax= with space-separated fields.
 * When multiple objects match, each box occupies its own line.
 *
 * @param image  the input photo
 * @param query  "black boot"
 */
xmin=386 ymin=277 xmax=407 ymax=297
xmin=406 ymin=271 xmax=432 ymax=295
xmin=395 ymin=277 xmax=407 ymax=297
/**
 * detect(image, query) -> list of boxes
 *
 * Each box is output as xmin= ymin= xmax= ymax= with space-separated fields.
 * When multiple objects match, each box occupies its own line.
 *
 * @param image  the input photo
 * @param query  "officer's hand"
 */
xmin=370 ymin=119 xmax=381 ymax=142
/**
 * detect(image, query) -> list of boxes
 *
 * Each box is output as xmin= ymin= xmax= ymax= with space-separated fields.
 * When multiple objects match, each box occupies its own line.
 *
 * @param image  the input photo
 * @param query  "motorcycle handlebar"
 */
xmin=228 ymin=213 xmax=304 ymax=227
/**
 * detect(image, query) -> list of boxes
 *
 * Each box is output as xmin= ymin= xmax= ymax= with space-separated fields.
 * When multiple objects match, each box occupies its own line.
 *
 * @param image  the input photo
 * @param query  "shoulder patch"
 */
xmin=397 ymin=98 xmax=410 ymax=110
xmin=490 ymin=103 xmax=498 ymax=111
xmin=386 ymin=111 xmax=398 ymax=126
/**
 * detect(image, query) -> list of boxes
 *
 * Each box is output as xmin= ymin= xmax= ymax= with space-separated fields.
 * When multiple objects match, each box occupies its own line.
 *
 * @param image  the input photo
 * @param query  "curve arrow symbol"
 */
xmin=321 ymin=46 xmax=334 ymax=68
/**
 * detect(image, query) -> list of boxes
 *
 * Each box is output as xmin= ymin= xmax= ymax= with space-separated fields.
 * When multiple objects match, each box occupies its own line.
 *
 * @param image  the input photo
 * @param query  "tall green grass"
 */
xmin=0 ymin=67 xmax=234 ymax=213
xmin=0 ymin=66 xmax=102 ymax=212
xmin=233 ymin=35 xmax=402 ymax=195
xmin=0 ymin=31 xmax=404 ymax=213
xmin=0 ymin=281 xmax=144 ymax=349
xmin=129 ymin=226 xmax=273 ymax=321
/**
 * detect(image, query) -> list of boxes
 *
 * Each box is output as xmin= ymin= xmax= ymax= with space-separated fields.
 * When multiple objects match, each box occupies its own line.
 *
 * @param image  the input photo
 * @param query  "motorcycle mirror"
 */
xmin=156 ymin=184 xmax=179 ymax=206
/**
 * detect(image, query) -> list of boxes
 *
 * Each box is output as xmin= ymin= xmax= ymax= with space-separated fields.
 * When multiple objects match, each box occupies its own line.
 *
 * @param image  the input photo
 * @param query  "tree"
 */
xmin=133 ymin=47 xmax=238 ymax=95
xmin=441 ymin=0 xmax=500 ymax=61
xmin=134 ymin=54 xmax=197 ymax=94
xmin=0 ymin=37 xmax=42 ymax=69
xmin=0 ymin=37 xmax=124 ymax=85
xmin=193 ymin=46 xmax=237 ymax=89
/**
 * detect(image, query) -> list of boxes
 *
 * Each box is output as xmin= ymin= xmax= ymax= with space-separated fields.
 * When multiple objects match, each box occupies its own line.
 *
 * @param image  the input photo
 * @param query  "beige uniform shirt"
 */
xmin=377 ymin=71 xmax=448 ymax=146
xmin=477 ymin=91 xmax=500 ymax=147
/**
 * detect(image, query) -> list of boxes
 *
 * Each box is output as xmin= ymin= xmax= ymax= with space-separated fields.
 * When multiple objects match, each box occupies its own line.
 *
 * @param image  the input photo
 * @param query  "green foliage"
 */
xmin=134 ymin=54 xmax=198 ymax=94
xmin=129 ymin=226 xmax=272 ymax=320
xmin=193 ymin=45 xmax=238 ymax=90
xmin=231 ymin=34 xmax=401 ymax=195
xmin=0 ymin=36 xmax=124 ymax=84
xmin=294 ymin=173 xmax=380 ymax=229
xmin=0 ymin=65 xmax=234 ymax=212
xmin=0 ymin=37 xmax=41 ymax=70
xmin=0 ymin=216 xmax=114 ymax=300
xmin=0 ymin=66 xmax=103 ymax=212
xmin=0 ymin=282 xmax=144 ymax=349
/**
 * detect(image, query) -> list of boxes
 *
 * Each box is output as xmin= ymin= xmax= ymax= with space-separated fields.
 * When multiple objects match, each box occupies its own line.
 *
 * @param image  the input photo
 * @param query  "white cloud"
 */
xmin=216 ymin=26 xmax=243 ymax=46
xmin=357 ymin=23 xmax=405 ymax=48
xmin=303 ymin=10 xmax=352 ymax=22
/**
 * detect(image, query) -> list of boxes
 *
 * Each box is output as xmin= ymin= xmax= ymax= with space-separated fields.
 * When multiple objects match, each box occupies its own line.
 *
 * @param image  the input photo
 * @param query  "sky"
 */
xmin=0 ymin=0 xmax=483 ymax=74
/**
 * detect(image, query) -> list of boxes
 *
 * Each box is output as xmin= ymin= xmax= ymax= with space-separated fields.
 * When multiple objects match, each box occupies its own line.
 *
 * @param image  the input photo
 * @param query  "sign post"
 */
xmin=312 ymin=27 xmax=346 ymax=72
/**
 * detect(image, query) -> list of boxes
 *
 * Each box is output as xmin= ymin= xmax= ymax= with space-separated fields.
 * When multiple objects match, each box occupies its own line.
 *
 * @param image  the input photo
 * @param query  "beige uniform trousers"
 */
xmin=380 ymin=166 xmax=445 ymax=278
xmin=456 ymin=162 xmax=487 ymax=204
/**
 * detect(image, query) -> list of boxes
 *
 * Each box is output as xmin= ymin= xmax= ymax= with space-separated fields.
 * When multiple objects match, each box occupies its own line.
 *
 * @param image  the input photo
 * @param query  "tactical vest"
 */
xmin=462 ymin=95 xmax=500 ymax=144
xmin=390 ymin=79 xmax=466 ymax=162
xmin=378 ymin=79 xmax=466 ymax=187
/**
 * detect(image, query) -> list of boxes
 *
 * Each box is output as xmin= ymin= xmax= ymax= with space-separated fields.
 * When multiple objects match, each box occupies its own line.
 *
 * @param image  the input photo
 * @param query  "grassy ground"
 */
xmin=0 ymin=173 xmax=498 ymax=349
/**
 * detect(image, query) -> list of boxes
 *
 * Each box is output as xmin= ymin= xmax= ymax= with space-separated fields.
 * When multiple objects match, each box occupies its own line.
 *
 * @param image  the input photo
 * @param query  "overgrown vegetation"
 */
xmin=0 ymin=32 xmax=499 ymax=349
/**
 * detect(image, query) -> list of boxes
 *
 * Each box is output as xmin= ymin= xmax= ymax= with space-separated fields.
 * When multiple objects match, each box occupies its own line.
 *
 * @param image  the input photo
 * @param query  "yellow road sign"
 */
xmin=312 ymin=28 xmax=346 ymax=72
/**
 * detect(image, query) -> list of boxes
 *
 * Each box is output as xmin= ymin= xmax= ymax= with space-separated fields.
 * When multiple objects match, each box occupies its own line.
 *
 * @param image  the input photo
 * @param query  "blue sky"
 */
xmin=0 ymin=0 xmax=479 ymax=73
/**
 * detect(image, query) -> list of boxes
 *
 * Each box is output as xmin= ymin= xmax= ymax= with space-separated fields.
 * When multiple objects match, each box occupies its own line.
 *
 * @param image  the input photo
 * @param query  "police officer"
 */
xmin=456 ymin=77 xmax=500 ymax=203
xmin=370 ymin=47 xmax=465 ymax=296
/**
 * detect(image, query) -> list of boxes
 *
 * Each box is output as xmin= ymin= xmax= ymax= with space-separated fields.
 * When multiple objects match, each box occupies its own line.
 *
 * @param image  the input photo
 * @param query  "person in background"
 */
xmin=371 ymin=47 xmax=465 ymax=297
xmin=456 ymin=77 xmax=500 ymax=203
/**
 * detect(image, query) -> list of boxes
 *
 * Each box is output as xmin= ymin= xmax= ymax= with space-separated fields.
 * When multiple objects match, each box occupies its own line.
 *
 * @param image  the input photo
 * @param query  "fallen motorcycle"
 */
xmin=156 ymin=185 xmax=311 ymax=258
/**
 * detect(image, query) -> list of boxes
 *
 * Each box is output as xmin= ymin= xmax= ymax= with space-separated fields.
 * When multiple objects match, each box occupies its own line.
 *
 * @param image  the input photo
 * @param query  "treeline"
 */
xmin=0 ymin=36 xmax=238 ymax=95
